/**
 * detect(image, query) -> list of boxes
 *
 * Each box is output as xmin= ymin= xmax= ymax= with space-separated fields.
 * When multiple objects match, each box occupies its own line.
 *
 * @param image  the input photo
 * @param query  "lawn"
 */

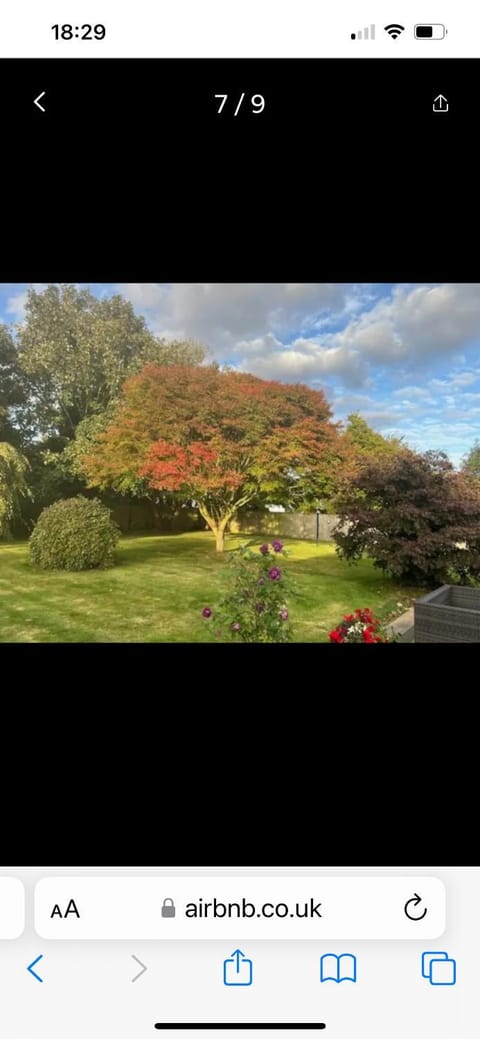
xmin=0 ymin=532 xmax=422 ymax=643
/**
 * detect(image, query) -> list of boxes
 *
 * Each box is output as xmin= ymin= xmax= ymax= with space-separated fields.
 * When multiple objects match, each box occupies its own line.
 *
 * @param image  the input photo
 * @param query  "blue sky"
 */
xmin=2 ymin=282 xmax=480 ymax=466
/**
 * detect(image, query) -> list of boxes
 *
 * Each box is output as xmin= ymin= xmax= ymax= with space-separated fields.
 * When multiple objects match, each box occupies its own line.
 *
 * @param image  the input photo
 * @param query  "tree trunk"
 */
xmin=215 ymin=525 xmax=225 ymax=552
xmin=199 ymin=507 xmax=228 ymax=552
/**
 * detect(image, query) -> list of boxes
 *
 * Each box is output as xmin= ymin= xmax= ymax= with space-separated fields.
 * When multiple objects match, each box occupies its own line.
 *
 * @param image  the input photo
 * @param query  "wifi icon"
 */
xmin=384 ymin=23 xmax=405 ymax=39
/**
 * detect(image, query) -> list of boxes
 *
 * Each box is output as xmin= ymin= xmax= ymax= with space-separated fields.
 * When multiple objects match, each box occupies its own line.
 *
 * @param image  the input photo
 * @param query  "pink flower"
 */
xmin=259 ymin=543 xmax=269 ymax=555
xmin=231 ymin=622 xmax=241 ymax=631
xmin=280 ymin=609 xmax=289 ymax=621
xmin=272 ymin=539 xmax=283 ymax=552
xmin=202 ymin=607 xmax=212 ymax=618
xmin=268 ymin=566 xmax=282 ymax=580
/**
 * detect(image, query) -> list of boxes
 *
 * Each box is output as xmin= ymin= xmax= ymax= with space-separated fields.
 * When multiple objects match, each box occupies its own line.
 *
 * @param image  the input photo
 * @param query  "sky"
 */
xmin=1 ymin=282 xmax=480 ymax=467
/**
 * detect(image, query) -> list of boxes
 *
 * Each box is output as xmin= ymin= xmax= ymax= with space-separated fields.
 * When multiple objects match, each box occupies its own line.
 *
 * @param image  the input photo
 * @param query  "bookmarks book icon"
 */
xmin=320 ymin=954 xmax=357 ymax=982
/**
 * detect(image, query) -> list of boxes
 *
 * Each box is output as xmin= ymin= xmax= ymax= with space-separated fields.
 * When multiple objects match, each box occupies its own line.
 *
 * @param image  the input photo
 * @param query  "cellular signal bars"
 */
xmin=351 ymin=24 xmax=376 ymax=40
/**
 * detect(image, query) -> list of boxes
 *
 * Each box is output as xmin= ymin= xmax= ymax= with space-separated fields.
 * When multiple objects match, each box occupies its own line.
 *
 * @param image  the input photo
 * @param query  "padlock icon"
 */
xmin=161 ymin=897 xmax=176 ymax=918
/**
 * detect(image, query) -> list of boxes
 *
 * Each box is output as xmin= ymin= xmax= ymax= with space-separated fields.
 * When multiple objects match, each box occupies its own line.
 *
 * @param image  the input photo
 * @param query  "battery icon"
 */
xmin=414 ymin=24 xmax=446 ymax=39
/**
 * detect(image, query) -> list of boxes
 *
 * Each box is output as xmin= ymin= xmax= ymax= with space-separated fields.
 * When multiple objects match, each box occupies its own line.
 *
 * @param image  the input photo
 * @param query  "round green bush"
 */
xmin=30 ymin=496 xmax=119 ymax=571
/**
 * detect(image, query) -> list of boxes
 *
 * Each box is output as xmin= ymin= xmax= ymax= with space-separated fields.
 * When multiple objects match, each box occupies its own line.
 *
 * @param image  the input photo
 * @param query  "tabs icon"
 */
xmin=422 ymin=951 xmax=456 ymax=985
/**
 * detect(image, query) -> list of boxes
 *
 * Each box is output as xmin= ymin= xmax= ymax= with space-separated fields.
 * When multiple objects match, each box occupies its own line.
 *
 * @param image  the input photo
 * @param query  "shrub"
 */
xmin=201 ymin=541 xmax=292 ymax=642
xmin=334 ymin=449 xmax=480 ymax=586
xmin=30 ymin=496 xmax=119 ymax=571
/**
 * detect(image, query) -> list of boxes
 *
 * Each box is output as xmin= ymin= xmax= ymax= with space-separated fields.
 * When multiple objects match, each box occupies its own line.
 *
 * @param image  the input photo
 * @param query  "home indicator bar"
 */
xmin=154 ymin=1026 xmax=327 ymax=1032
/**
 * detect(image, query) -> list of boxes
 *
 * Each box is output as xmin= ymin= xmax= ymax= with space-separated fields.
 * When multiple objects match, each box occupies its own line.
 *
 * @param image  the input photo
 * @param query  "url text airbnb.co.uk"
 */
xmin=184 ymin=898 xmax=322 ymax=918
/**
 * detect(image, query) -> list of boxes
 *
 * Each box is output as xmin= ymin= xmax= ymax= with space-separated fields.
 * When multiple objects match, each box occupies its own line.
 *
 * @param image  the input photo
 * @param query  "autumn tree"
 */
xmin=334 ymin=448 xmax=480 ymax=585
xmin=16 ymin=284 xmax=206 ymax=439
xmin=81 ymin=365 xmax=340 ymax=551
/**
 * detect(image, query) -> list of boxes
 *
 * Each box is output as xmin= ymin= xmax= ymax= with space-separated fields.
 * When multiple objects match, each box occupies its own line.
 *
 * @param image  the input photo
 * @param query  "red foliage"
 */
xmin=334 ymin=449 xmax=480 ymax=584
xmin=82 ymin=365 xmax=339 ymax=544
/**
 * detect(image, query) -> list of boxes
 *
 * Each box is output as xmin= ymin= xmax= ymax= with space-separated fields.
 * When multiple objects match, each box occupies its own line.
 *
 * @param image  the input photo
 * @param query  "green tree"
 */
xmin=344 ymin=412 xmax=403 ymax=457
xmin=22 ymin=439 xmax=86 ymax=526
xmin=154 ymin=339 xmax=206 ymax=366
xmin=52 ymin=409 xmax=118 ymax=479
xmin=462 ymin=440 xmax=480 ymax=478
xmin=0 ymin=442 xmax=32 ymax=538
xmin=16 ymin=284 xmax=206 ymax=439
xmin=0 ymin=324 xmax=26 ymax=445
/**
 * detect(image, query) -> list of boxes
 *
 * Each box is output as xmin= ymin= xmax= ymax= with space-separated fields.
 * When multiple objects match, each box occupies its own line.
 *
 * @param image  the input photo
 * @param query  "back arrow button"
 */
xmin=27 ymin=954 xmax=44 ymax=982
xmin=34 ymin=91 xmax=46 ymax=112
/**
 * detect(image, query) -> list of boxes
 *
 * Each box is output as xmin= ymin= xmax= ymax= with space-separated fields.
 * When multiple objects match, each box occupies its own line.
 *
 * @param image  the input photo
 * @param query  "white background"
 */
xmin=0 ymin=1 xmax=478 ymax=56
xmin=0 ymin=866 xmax=476 ymax=1037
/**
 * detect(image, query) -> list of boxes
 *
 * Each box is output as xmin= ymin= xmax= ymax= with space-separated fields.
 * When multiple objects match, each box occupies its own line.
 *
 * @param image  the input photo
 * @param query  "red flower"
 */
xmin=330 ymin=605 xmax=388 ymax=643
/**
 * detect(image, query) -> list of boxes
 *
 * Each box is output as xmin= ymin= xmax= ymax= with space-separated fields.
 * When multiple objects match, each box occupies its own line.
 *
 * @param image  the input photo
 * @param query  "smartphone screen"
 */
xmin=0 ymin=865 xmax=476 ymax=1036
xmin=0 ymin=13 xmax=475 ymax=1038
xmin=0 ymin=3 xmax=478 ymax=652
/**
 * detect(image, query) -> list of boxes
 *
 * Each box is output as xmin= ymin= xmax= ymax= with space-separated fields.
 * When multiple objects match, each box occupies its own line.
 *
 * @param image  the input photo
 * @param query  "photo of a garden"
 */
xmin=1 ymin=282 xmax=480 ymax=643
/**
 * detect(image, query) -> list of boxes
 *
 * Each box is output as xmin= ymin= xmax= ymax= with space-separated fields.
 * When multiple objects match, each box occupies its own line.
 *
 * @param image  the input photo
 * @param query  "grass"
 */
xmin=0 ymin=532 xmax=423 ymax=643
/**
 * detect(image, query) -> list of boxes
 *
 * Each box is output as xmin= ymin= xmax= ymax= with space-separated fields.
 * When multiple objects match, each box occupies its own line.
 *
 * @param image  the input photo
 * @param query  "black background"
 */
xmin=0 ymin=59 xmax=476 ymax=280
xmin=0 ymin=58 xmax=476 ymax=864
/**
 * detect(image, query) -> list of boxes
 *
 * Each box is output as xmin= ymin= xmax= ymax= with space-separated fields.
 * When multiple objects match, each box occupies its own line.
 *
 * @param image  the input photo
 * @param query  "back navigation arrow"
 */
xmin=27 ymin=954 xmax=44 ymax=982
xmin=34 ymin=91 xmax=46 ymax=113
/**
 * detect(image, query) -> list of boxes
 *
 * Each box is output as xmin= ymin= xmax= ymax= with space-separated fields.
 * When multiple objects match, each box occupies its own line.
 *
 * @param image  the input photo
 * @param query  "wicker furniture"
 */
xmin=414 ymin=585 xmax=480 ymax=642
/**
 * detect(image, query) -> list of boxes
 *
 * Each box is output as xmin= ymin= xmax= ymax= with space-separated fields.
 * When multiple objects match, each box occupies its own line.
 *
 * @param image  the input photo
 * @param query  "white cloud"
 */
xmin=5 ymin=290 xmax=28 ymax=318
xmin=430 ymin=372 xmax=479 ymax=390
xmin=5 ymin=283 xmax=53 ymax=321
xmin=111 ymin=282 xmax=480 ymax=389
xmin=231 ymin=333 xmax=282 ymax=357
xmin=118 ymin=282 xmax=348 ymax=345
xmin=239 ymin=342 xmax=367 ymax=388
xmin=363 ymin=410 xmax=400 ymax=427
xmin=392 ymin=385 xmax=433 ymax=399
xmin=331 ymin=393 xmax=374 ymax=410
xmin=328 ymin=284 xmax=480 ymax=367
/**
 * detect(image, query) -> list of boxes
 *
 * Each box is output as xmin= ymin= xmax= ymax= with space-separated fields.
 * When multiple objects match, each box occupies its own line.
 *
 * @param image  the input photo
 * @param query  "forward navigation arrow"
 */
xmin=131 ymin=955 xmax=147 ymax=982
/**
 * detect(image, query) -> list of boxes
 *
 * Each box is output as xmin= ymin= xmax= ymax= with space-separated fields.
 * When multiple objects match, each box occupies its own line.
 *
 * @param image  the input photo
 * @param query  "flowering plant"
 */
xmin=329 ymin=607 xmax=392 ymax=643
xmin=201 ymin=541 xmax=292 ymax=643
